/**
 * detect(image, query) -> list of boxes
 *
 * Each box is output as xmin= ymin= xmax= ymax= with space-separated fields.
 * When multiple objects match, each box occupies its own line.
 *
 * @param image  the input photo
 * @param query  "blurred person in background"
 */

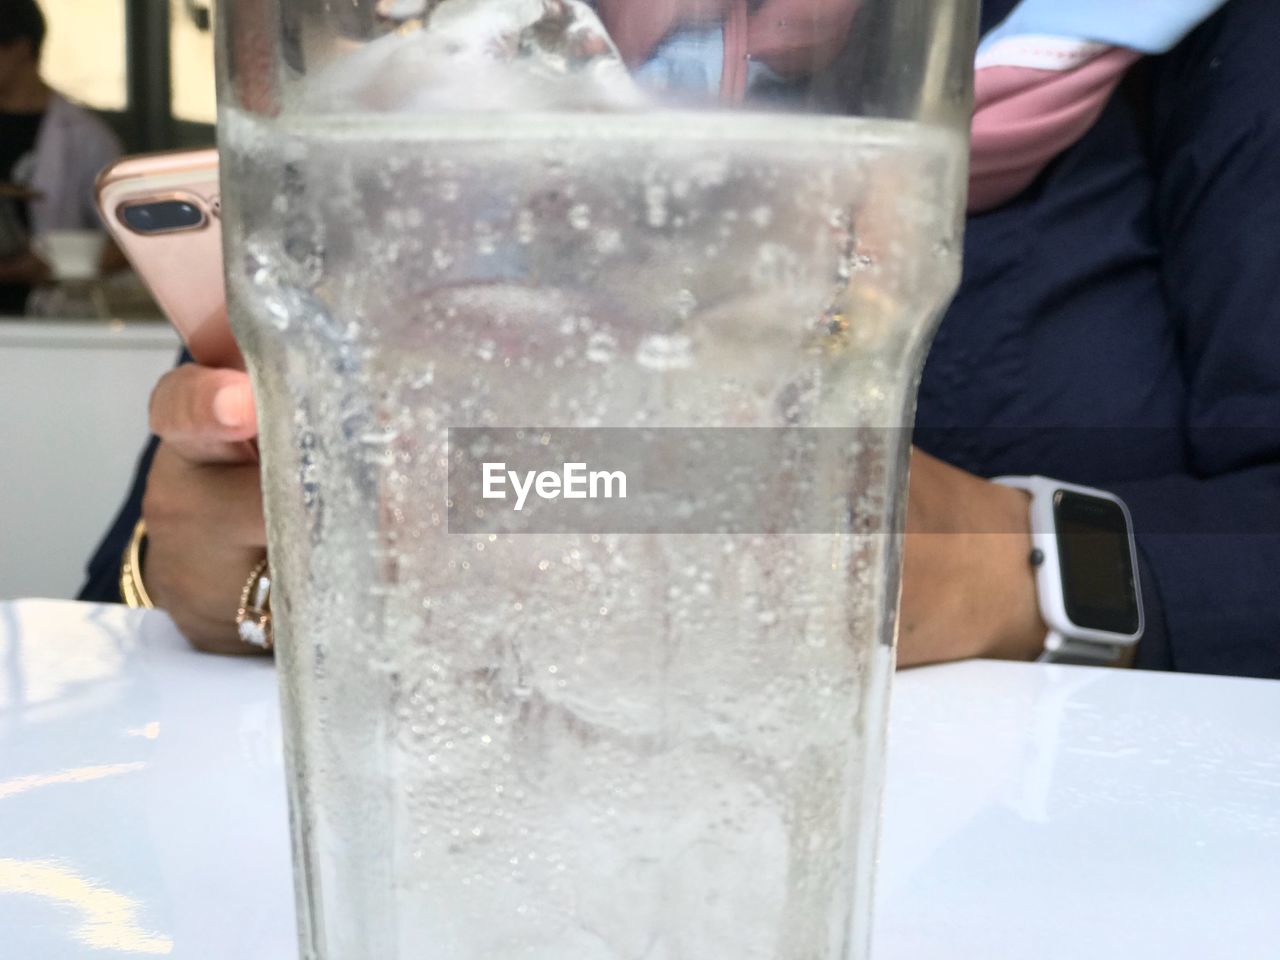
xmin=83 ymin=0 xmax=1280 ymax=678
xmin=0 ymin=0 xmax=122 ymax=314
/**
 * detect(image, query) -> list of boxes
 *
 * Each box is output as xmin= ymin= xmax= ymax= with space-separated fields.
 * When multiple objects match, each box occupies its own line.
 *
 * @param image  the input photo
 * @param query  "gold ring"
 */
xmin=235 ymin=556 xmax=273 ymax=650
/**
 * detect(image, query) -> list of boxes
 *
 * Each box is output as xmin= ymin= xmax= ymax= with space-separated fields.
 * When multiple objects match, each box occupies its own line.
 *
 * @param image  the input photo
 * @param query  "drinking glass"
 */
xmin=216 ymin=2 xmax=977 ymax=957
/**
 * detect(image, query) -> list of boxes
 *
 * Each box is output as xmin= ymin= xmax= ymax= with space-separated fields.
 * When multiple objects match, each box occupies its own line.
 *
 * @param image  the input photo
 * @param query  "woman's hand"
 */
xmin=142 ymin=363 xmax=268 ymax=654
xmin=897 ymin=448 xmax=1046 ymax=667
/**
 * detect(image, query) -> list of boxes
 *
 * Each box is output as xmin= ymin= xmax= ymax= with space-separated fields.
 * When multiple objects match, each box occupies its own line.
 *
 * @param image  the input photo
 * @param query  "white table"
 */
xmin=2 ymin=600 xmax=1278 ymax=959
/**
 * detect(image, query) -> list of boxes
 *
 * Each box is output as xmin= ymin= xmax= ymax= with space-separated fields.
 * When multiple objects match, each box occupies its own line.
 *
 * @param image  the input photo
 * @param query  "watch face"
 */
xmin=1053 ymin=490 xmax=1141 ymax=635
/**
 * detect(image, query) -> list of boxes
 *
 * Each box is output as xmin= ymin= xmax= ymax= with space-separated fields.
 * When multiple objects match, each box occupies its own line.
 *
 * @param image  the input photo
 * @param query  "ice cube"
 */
xmin=375 ymin=0 xmax=429 ymax=22
xmin=304 ymin=0 xmax=646 ymax=113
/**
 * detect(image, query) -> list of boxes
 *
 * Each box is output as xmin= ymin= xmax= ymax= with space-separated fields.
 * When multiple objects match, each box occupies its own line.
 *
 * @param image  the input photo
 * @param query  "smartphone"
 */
xmin=96 ymin=149 xmax=240 ymax=369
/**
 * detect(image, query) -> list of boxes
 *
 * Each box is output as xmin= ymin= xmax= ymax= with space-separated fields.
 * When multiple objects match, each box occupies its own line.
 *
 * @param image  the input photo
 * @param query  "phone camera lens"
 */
xmin=121 ymin=199 xmax=206 ymax=234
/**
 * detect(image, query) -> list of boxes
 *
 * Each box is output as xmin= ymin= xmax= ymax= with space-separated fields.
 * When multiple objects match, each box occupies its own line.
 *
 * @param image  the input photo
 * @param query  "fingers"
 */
xmin=149 ymin=364 xmax=258 ymax=463
xmin=143 ymin=451 xmax=267 ymax=549
xmin=141 ymin=442 xmax=269 ymax=654
xmin=145 ymin=533 xmax=269 ymax=655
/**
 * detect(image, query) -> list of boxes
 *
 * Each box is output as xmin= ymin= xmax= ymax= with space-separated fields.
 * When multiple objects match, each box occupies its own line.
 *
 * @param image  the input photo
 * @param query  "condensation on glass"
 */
xmin=216 ymin=3 xmax=978 ymax=958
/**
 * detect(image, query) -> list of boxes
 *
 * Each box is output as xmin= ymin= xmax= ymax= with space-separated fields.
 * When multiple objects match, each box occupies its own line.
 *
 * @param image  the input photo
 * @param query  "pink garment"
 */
xmin=596 ymin=0 xmax=734 ymax=66
xmin=595 ymin=2 xmax=1140 ymax=212
xmin=968 ymin=48 xmax=1141 ymax=211
xmin=597 ymin=0 xmax=859 ymax=100
xmin=744 ymin=0 xmax=860 ymax=73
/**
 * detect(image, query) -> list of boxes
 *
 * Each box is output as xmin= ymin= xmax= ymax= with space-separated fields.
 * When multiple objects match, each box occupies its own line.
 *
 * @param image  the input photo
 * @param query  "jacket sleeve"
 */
xmin=1106 ymin=0 xmax=1280 ymax=678
xmin=77 ymin=435 xmax=159 ymax=603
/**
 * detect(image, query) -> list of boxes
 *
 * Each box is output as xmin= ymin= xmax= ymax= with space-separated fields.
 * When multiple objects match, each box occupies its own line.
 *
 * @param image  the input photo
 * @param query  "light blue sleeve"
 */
xmin=979 ymin=0 xmax=1229 ymax=55
xmin=632 ymin=27 xmax=724 ymax=97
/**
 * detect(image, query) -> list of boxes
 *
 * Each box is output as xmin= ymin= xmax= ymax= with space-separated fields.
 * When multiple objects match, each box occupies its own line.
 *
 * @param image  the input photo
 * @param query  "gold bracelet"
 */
xmin=235 ymin=556 xmax=273 ymax=650
xmin=120 ymin=519 xmax=154 ymax=609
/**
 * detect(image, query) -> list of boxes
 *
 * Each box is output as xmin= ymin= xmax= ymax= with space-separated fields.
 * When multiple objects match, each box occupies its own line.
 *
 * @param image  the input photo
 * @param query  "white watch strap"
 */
xmin=1038 ymin=630 xmax=1126 ymax=666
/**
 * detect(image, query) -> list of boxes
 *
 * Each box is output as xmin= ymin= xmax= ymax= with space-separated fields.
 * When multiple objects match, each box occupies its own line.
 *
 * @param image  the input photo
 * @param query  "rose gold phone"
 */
xmin=96 ymin=149 xmax=240 ymax=368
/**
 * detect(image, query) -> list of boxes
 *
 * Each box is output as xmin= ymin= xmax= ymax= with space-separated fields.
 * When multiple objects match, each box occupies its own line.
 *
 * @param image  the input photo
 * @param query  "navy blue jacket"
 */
xmin=82 ymin=0 xmax=1280 ymax=678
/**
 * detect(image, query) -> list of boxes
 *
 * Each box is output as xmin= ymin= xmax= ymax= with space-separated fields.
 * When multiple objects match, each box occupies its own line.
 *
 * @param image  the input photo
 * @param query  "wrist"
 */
xmin=981 ymin=486 xmax=1047 ymax=661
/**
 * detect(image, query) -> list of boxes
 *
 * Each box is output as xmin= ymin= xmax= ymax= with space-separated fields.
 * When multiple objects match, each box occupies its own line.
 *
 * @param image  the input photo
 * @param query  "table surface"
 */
xmin=2 ymin=600 xmax=1278 ymax=959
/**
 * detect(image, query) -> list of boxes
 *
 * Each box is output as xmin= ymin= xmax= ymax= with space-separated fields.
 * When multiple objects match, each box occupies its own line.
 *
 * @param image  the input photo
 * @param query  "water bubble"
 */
xmin=568 ymin=203 xmax=591 ymax=230
xmin=585 ymin=331 xmax=618 ymax=364
xmin=358 ymin=428 xmax=400 ymax=446
xmin=674 ymin=288 xmax=698 ymax=320
xmin=262 ymin=293 xmax=294 ymax=331
xmin=409 ymin=364 xmax=436 ymax=389
xmin=515 ymin=209 xmax=536 ymax=244
xmin=645 ymin=184 xmax=668 ymax=228
xmin=636 ymin=333 xmax=694 ymax=371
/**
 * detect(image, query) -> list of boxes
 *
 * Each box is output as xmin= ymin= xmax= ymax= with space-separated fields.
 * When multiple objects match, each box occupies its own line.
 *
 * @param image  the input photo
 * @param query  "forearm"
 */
xmin=897 ymin=449 xmax=1046 ymax=668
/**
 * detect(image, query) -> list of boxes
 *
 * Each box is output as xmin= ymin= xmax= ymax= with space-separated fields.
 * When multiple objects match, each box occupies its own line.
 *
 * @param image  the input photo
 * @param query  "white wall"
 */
xmin=0 ymin=321 xmax=180 ymax=600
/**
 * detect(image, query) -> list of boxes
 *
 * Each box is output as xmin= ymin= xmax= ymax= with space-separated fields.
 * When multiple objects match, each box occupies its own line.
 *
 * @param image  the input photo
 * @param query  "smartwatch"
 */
xmin=992 ymin=476 xmax=1144 ymax=665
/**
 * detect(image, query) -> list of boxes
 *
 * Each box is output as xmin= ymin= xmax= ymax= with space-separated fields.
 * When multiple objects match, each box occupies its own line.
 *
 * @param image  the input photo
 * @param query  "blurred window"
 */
xmin=40 ymin=0 xmax=128 ymax=111
xmin=170 ymin=0 xmax=216 ymax=124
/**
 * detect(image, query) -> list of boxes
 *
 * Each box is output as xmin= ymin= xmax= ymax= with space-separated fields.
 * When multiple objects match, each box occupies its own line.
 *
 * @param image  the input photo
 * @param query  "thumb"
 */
xmin=149 ymin=364 xmax=259 ymax=463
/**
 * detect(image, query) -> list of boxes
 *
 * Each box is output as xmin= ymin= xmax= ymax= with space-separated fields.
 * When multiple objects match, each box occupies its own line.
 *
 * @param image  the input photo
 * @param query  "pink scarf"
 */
xmin=968 ymin=42 xmax=1141 ymax=211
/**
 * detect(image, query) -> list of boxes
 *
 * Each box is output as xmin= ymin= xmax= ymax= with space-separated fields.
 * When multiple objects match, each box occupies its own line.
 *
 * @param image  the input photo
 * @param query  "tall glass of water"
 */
xmin=216 ymin=1 xmax=977 ymax=957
